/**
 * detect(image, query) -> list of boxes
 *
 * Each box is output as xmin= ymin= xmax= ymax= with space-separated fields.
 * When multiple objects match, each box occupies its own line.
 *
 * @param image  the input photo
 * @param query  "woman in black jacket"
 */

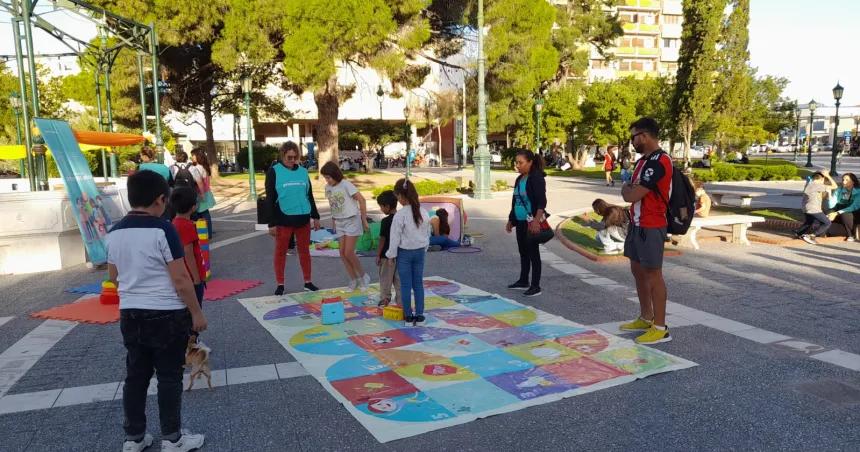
xmin=506 ymin=149 xmax=548 ymax=297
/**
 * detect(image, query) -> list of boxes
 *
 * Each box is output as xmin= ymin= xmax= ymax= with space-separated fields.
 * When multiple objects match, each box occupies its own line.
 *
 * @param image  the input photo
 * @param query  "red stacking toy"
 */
xmin=99 ymin=281 xmax=119 ymax=305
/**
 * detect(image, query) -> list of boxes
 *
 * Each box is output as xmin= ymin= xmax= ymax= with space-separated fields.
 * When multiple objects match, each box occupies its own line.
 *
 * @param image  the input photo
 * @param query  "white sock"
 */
xmin=653 ymin=324 xmax=668 ymax=331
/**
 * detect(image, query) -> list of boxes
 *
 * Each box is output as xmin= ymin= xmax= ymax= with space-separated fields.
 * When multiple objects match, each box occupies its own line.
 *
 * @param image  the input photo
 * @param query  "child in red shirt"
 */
xmin=170 ymin=187 xmax=206 ymax=309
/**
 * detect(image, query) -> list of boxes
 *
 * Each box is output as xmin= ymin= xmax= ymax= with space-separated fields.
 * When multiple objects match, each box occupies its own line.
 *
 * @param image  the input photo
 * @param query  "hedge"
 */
xmin=371 ymin=179 xmax=459 ymax=198
xmin=694 ymin=163 xmax=798 ymax=182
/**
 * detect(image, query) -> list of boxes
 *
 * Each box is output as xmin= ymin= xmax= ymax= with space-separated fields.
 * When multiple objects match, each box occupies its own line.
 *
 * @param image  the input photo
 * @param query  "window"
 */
xmin=620 ymin=12 xmax=638 ymax=24
xmin=641 ymin=14 xmax=656 ymax=25
xmin=663 ymin=15 xmax=681 ymax=24
xmin=663 ymin=63 xmax=679 ymax=73
xmin=591 ymin=59 xmax=609 ymax=69
xmin=662 ymin=38 xmax=680 ymax=48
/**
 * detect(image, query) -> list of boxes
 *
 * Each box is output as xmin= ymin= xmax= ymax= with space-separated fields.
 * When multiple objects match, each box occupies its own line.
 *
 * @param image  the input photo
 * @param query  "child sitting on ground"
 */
xmin=376 ymin=190 xmax=402 ymax=307
xmin=428 ymin=208 xmax=461 ymax=251
xmin=170 ymin=187 xmax=206 ymax=322
xmin=108 ymin=170 xmax=206 ymax=452
xmin=796 ymin=171 xmax=835 ymax=244
xmin=588 ymin=198 xmax=629 ymax=254
xmin=694 ymin=179 xmax=712 ymax=218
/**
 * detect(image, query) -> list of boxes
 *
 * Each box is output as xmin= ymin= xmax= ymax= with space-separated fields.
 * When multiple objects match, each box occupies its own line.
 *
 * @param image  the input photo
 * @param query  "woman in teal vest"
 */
xmin=265 ymin=141 xmax=321 ymax=295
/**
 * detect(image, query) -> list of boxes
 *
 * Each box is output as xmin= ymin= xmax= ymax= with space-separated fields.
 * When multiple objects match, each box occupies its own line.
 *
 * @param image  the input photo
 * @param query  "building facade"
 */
xmin=588 ymin=0 xmax=683 ymax=82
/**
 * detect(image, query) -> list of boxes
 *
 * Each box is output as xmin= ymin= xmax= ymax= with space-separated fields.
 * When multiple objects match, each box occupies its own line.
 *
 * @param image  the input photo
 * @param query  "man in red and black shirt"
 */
xmin=620 ymin=117 xmax=673 ymax=344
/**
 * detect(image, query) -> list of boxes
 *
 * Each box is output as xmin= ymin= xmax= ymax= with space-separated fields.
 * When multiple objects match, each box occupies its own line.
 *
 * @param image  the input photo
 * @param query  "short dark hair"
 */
xmin=280 ymin=141 xmax=300 ymax=155
xmin=127 ymin=169 xmax=169 ymax=208
xmin=169 ymin=186 xmax=198 ymax=214
xmin=630 ymin=117 xmax=660 ymax=139
xmin=175 ymin=150 xmax=188 ymax=163
xmin=376 ymin=190 xmax=397 ymax=210
xmin=320 ymin=161 xmax=344 ymax=182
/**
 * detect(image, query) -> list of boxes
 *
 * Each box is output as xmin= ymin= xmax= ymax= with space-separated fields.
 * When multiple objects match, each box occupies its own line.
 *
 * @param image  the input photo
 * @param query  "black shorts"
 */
xmin=624 ymin=226 xmax=667 ymax=269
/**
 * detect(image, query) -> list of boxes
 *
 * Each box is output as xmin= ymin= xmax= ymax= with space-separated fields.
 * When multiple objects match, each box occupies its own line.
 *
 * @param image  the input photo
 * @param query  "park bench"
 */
xmin=709 ymin=190 xmax=768 ymax=207
xmin=675 ymin=214 xmax=765 ymax=250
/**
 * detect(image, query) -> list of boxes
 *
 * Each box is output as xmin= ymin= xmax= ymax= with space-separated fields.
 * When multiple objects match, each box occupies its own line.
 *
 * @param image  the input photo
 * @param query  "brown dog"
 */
xmin=185 ymin=335 xmax=212 ymax=391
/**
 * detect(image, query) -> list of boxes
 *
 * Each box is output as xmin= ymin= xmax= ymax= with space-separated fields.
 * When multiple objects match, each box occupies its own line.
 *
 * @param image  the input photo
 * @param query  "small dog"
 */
xmin=185 ymin=335 xmax=212 ymax=391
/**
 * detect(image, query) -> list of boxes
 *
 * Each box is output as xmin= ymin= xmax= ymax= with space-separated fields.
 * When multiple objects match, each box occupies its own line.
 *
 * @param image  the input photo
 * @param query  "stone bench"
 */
xmin=676 ymin=214 xmax=766 ymax=250
xmin=709 ymin=190 xmax=768 ymax=207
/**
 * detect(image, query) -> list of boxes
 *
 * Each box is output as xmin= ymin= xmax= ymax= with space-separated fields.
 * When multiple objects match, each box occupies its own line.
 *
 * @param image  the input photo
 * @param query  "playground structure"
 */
xmin=1 ymin=0 xmax=164 ymax=191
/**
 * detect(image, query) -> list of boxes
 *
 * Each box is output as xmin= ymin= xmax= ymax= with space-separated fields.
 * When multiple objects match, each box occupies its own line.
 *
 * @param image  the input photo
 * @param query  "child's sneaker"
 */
xmin=360 ymin=273 xmax=371 ymax=291
xmin=404 ymin=315 xmax=414 ymax=326
xmin=161 ymin=430 xmax=204 ymax=452
xmin=801 ymin=234 xmax=818 ymax=245
xmin=377 ymin=298 xmax=390 ymax=307
xmin=122 ymin=434 xmax=153 ymax=452
xmin=414 ymin=315 xmax=426 ymax=326
xmin=347 ymin=279 xmax=358 ymax=292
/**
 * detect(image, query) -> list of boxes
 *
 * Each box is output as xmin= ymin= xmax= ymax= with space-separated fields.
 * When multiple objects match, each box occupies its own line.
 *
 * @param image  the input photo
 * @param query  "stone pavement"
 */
xmin=0 ymin=173 xmax=858 ymax=451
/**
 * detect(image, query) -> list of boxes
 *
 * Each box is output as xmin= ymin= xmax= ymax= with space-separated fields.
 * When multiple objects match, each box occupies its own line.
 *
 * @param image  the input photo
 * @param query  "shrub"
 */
xmin=501 ymin=147 xmax=523 ymax=169
xmin=371 ymin=179 xmax=459 ymax=198
xmin=746 ymin=167 xmax=763 ymax=181
xmin=695 ymin=171 xmax=716 ymax=183
xmin=236 ymin=144 xmax=279 ymax=172
xmin=713 ymin=163 xmax=736 ymax=181
xmin=493 ymin=179 xmax=509 ymax=191
xmin=733 ymin=168 xmax=749 ymax=181
xmin=725 ymin=151 xmax=739 ymax=162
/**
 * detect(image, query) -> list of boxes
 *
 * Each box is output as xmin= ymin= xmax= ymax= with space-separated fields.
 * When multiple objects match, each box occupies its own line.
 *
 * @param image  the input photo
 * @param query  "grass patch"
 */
xmin=221 ymin=172 xmax=265 ymax=180
xmin=559 ymin=215 xmax=605 ymax=254
xmin=371 ymin=179 xmax=459 ymax=198
xmin=711 ymin=206 xmax=803 ymax=222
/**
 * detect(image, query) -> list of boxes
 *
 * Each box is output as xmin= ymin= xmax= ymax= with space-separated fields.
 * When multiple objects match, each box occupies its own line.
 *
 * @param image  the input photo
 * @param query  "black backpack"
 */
xmin=651 ymin=152 xmax=696 ymax=235
xmin=172 ymin=163 xmax=195 ymax=188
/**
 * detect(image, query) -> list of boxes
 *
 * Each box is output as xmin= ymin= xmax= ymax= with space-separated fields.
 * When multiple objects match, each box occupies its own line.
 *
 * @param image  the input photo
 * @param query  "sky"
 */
xmin=1 ymin=1 xmax=858 ymax=107
xmin=749 ymin=0 xmax=859 ymax=107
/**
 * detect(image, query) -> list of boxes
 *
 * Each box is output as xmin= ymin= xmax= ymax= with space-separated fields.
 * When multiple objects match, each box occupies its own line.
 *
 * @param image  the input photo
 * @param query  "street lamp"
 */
xmin=377 ymin=85 xmax=384 ymax=120
xmin=9 ymin=91 xmax=25 ymax=176
xmin=805 ymin=99 xmax=817 ymax=168
xmin=242 ymin=75 xmax=257 ymax=200
xmin=829 ymin=82 xmax=843 ymax=176
xmin=403 ymin=106 xmax=412 ymax=179
xmin=534 ymin=96 xmax=545 ymax=154
xmin=793 ymin=101 xmax=801 ymax=162
xmin=472 ymin=0 xmax=491 ymax=199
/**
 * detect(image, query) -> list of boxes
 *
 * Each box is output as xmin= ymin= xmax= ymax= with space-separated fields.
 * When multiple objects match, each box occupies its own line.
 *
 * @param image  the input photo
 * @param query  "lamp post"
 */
xmin=805 ymin=99 xmax=817 ymax=168
xmin=534 ymin=96 xmax=545 ymax=154
xmin=472 ymin=0 xmax=491 ymax=199
xmin=242 ymin=76 xmax=256 ymax=200
xmin=9 ymin=91 xmax=25 ymax=176
xmin=829 ymin=82 xmax=843 ymax=177
xmin=403 ymin=106 xmax=412 ymax=179
xmin=793 ymin=101 xmax=801 ymax=162
xmin=377 ymin=85 xmax=384 ymax=120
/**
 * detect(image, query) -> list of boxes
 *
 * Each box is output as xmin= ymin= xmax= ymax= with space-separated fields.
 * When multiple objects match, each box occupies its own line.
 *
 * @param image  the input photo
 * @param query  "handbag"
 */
xmin=528 ymin=218 xmax=554 ymax=244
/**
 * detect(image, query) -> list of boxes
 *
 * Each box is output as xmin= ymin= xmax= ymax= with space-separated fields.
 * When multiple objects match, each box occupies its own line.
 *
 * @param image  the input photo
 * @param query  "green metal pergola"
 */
xmin=0 ymin=0 xmax=164 ymax=190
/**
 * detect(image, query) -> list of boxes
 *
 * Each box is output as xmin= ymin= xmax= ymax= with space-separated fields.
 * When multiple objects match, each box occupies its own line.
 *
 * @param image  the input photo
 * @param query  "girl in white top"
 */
xmin=386 ymin=179 xmax=431 ymax=326
xmin=320 ymin=161 xmax=370 ymax=291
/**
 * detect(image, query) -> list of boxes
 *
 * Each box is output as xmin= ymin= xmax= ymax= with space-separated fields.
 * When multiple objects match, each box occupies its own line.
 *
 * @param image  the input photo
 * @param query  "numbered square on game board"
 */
xmin=350 ymin=329 xmax=418 ymax=351
xmin=486 ymin=367 xmax=578 ymax=400
xmin=541 ymin=356 xmax=630 ymax=386
xmin=330 ymin=370 xmax=420 ymax=405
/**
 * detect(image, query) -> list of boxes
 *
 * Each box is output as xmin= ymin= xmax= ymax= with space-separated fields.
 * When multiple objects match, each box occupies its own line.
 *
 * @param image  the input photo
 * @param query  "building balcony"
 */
xmin=622 ymin=22 xmax=661 ymax=34
xmin=661 ymin=23 xmax=682 ymax=38
xmin=662 ymin=0 xmax=683 ymax=15
xmin=620 ymin=0 xmax=661 ymax=11
xmin=613 ymin=46 xmax=660 ymax=58
xmin=661 ymin=47 xmax=679 ymax=61
xmin=617 ymin=70 xmax=661 ymax=79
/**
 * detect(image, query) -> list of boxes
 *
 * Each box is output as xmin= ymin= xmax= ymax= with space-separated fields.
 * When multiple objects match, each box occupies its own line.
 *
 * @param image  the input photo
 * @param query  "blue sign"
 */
xmin=35 ymin=118 xmax=111 ymax=264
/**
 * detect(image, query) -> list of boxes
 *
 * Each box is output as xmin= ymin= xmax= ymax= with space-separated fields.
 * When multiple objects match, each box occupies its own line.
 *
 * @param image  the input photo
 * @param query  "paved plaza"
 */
xmin=0 ymin=171 xmax=859 ymax=451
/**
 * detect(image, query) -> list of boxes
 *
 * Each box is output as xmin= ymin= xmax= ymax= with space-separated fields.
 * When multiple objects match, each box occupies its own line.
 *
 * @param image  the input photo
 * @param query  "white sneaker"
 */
xmin=161 ymin=431 xmax=204 ymax=452
xmin=360 ymin=273 xmax=370 ymax=291
xmin=122 ymin=434 xmax=153 ymax=452
xmin=347 ymin=278 xmax=358 ymax=292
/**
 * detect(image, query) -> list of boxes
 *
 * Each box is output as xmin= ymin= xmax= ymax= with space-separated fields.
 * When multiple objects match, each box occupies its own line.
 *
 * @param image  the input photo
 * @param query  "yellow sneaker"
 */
xmin=619 ymin=317 xmax=653 ymax=331
xmin=635 ymin=326 xmax=672 ymax=344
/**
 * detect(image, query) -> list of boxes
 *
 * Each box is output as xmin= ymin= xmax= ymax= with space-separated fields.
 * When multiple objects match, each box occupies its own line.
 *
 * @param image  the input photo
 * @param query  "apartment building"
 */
xmin=588 ymin=0 xmax=683 ymax=81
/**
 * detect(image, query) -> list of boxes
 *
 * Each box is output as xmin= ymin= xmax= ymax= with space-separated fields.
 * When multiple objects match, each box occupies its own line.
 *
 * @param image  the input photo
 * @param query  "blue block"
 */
xmin=321 ymin=301 xmax=345 ymax=325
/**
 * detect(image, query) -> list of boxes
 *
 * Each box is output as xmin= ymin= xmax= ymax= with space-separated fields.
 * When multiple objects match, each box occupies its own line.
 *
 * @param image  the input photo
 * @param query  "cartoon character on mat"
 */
xmin=367 ymin=398 xmax=401 ymax=415
xmin=92 ymin=195 xmax=112 ymax=237
xmin=76 ymin=196 xmax=96 ymax=242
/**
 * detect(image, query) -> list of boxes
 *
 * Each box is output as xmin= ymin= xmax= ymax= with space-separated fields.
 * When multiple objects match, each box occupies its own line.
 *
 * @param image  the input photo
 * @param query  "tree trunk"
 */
xmin=314 ymin=75 xmax=340 ymax=166
xmin=203 ymin=95 xmax=220 ymax=177
xmin=682 ymin=121 xmax=693 ymax=165
xmin=233 ymin=114 xmax=239 ymax=164
xmin=506 ymin=129 xmax=511 ymax=148
xmin=436 ymin=123 xmax=443 ymax=166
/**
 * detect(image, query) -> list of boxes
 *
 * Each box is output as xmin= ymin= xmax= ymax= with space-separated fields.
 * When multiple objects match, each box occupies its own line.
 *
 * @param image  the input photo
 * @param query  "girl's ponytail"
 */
xmin=393 ymin=178 xmax=422 ymax=227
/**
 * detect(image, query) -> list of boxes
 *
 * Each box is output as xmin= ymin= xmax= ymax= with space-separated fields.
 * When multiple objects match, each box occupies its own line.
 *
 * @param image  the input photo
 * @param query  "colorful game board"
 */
xmin=239 ymin=277 xmax=696 ymax=442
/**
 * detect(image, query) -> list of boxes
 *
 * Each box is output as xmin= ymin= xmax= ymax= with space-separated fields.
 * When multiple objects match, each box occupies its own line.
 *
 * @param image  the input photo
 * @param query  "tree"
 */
xmin=214 ymin=0 xmax=432 ymax=165
xmin=672 ymin=0 xmax=726 ymax=161
xmin=710 ymin=0 xmax=752 ymax=154
xmin=578 ymin=79 xmax=640 ymax=147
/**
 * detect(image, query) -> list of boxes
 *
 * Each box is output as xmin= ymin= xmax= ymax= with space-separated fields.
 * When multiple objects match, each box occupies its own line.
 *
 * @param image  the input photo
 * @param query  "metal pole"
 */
xmin=473 ymin=0 xmax=491 ymax=199
xmin=94 ymin=64 xmax=109 ymax=181
xmin=11 ymin=18 xmax=36 ymax=192
xmin=245 ymin=88 xmax=256 ymax=200
xmin=806 ymin=111 xmax=814 ymax=168
xmin=149 ymin=24 xmax=164 ymax=158
xmin=461 ymin=81 xmax=467 ymax=170
xmin=793 ymin=107 xmax=800 ymax=162
xmin=829 ymin=101 xmax=840 ymax=177
xmin=102 ymin=50 xmax=119 ymax=178
xmin=14 ymin=108 xmax=25 ymax=176
xmin=137 ymin=53 xmax=148 ymax=133
xmin=536 ymin=106 xmax=542 ymax=154
xmin=21 ymin=0 xmax=47 ymax=190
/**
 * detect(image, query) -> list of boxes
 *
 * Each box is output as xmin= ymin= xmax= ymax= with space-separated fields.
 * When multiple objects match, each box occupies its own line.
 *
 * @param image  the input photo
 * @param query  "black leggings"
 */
xmin=835 ymin=211 xmax=856 ymax=237
xmin=515 ymin=221 xmax=542 ymax=288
